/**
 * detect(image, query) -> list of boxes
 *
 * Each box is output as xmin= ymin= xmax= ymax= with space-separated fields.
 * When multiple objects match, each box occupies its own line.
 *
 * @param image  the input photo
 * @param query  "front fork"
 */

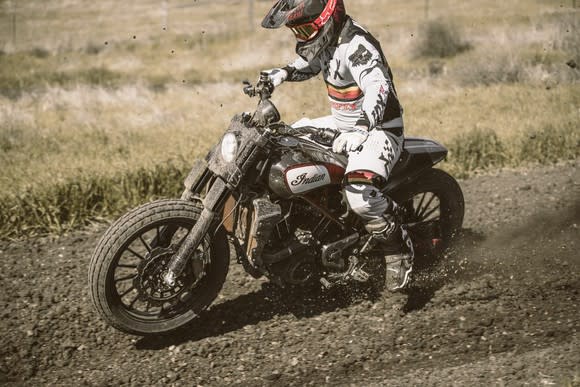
xmin=163 ymin=168 xmax=229 ymax=287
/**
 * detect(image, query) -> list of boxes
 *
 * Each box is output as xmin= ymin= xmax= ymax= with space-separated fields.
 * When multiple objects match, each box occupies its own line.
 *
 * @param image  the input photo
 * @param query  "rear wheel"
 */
xmin=88 ymin=199 xmax=229 ymax=336
xmin=391 ymin=168 xmax=464 ymax=265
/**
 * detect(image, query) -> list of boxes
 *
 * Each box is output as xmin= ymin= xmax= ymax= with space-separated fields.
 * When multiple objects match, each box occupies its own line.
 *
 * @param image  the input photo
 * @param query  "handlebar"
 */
xmin=243 ymin=72 xmax=274 ymax=100
xmin=242 ymin=74 xmax=338 ymax=146
xmin=276 ymin=125 xmax=339 ymax=147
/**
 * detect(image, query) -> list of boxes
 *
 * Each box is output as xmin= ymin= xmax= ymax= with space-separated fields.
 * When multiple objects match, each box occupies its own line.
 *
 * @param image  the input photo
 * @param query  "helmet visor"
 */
xmin=262 ymin=0 xmax=336 ymax=30
xmin=261 ymin=0 xmax=302 ymax=29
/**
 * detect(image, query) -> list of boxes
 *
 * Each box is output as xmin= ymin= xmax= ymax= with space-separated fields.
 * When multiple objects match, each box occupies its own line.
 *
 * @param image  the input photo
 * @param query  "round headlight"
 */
xmin=220 ymin=133 xmax=238 ymax=163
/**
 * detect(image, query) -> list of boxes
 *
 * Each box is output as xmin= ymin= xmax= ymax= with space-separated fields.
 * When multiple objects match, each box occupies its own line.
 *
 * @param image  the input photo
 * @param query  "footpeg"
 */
xmin=344 ymin=256 xmax=369 ymax=282
xmin=320 ymin=277 xmax=332 ymax=289
xmin=350 ymin=265 xmax=370 ymax=282
xmin=322 ymin=256 xmax=371 ymax=287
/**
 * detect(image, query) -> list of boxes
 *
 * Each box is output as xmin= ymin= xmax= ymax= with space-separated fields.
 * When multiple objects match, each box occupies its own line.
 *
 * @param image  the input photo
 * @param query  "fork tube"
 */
xmin=164 ymin=178 xmax=228 ymax=286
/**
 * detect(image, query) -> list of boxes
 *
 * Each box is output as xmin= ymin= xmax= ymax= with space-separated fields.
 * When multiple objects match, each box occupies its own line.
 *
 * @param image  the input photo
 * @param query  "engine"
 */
xmin=237 ymin=185 xmax=352 ymax=286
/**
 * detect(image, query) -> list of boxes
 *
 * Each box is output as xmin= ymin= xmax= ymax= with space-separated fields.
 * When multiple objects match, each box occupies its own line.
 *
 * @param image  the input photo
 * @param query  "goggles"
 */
xmin=290 ymin=22 xmax=320 ymax=42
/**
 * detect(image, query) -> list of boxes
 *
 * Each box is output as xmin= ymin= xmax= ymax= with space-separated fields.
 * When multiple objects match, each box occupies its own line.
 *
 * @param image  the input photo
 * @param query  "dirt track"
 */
xmin=1 ymin=161 xmax=579 ymax=386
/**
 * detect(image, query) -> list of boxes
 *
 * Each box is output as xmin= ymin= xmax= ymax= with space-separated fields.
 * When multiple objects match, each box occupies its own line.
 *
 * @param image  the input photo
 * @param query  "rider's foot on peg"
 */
xmin=366 ymin=216 xmax=414 ymax=291
xmin=385 ymin=252 xmax=413 ymax=292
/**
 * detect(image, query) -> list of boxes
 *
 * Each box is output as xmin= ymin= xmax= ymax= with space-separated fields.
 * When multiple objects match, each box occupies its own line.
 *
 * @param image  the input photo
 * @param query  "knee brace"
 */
xmin=343 ymin=170 xmax=395 ymax=221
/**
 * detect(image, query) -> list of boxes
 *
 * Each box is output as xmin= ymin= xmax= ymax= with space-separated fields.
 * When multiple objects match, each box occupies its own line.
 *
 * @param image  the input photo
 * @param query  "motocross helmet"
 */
xmin=261 ymin=0 xmax=347 ymax=62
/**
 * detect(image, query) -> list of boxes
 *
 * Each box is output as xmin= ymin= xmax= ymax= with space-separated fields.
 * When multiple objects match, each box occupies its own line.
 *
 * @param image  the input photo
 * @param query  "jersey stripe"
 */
xmin=326 ymin=83 xmax=363 ymax=102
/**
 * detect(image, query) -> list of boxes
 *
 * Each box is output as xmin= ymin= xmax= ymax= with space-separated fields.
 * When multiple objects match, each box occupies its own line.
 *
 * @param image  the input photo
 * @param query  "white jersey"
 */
xmin=283 ymin=17 xmax=403 ymax=133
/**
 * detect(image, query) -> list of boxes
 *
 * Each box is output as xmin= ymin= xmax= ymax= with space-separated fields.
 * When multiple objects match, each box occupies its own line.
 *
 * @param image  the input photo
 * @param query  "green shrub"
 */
xmin=147 ymin=74 xmax=173 ymax=93
xmin=443 ymin=124 xmax=579 ymax=177
xmin=182 ymin=68 xmax=205 ymax=85
xmin=29 ymin=47 xmax=50 ymax=58
xmin=0 ymin=67 xmax=126 ymax=99
xmin=84 ymin=42 xmax=104 ymax=55
xmin=447 ymin=128 xmax=508 ymax=173
xmin=415 ymin=19 xmax=472 ymax=58
xmin=454 ymin=52 xmax=526 ymax=86
xmin=0 ymin=162 xmax=187 ymax=238
xmin=518 ymin=122 xmax=580 ymax=164
xmin=0 ymin=125 xmax=25 ymax=152
xmin=77 ymin=67 xmax=124 ymax=87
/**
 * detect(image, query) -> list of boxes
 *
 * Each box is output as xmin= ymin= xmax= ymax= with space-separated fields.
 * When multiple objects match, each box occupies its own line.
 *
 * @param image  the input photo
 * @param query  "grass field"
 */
xmin=0 ymin=0 xmax=578 ymax=237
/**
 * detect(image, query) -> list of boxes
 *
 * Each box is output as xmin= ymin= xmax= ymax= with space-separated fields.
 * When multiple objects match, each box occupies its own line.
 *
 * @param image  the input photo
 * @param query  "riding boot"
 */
xmin=365 ymin=212 xmax=414 ymax=292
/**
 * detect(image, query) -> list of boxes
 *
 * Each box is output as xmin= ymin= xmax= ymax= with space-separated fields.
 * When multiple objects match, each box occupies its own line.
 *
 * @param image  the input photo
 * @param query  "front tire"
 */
xmin=88 ymin=199 xmax=229 ymax=336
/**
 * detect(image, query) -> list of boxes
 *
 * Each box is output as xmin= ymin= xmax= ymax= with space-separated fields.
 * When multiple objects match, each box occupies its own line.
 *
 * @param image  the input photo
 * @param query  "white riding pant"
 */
xmin=293 ymin=115 xmax=403 ymax=221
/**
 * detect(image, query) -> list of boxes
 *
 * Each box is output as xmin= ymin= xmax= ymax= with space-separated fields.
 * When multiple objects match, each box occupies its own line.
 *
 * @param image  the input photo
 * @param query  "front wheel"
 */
xmin=88 ymin=199 xmax=229 ymax=336
xmin=391 ymin=168 xmax=465 ymax=264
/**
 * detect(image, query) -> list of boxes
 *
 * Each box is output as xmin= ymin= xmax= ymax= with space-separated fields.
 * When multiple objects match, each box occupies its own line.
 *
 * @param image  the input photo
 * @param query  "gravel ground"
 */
xmin=1 ymin=160 xmax=578 ymax=386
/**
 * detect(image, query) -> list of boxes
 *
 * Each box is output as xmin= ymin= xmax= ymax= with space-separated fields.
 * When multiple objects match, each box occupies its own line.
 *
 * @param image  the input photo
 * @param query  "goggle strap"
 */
xmin=314 ymin=0 xmax=337 ymax=27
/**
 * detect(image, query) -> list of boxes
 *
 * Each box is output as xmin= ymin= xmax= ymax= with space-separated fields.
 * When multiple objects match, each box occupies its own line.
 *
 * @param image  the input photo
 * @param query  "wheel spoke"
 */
xmin=127 ymin=248 xmax=145 ymax=260
xmin=406 ymin=217 xmax=440 ymax=229
xmin=421 ymin=205 xmax=440 ymax=221
xmin=117 ymin=263 xmax=137 ymax=269
xmin=128 ymin=294 xmax=140 ymax=309
xmin=415 ymin=193 xmax=427 ymax=217
xmin=115 ymin=274 xmax=137 ymax=283
xmin=119 ymin=286 xmax=135 ymax=298
xmin=139 ymin=235 xmax=152 ymax=253
xmin=418 ymin=193 xmax=437 ymax=219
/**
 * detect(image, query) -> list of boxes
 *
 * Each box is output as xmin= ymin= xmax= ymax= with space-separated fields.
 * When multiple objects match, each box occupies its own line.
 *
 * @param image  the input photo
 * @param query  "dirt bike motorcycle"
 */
xmin=88 ymin=74 xmax=464 ymax=336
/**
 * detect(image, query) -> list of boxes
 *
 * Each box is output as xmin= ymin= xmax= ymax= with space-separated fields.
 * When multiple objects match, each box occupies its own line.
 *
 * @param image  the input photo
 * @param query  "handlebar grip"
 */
xmin=316 ymin=127 xmax=339 ymax=143
xmin=275 ymin=125 xmax=338 ymax=146
xmin=298 ymin=126 xmax=338 ymax=147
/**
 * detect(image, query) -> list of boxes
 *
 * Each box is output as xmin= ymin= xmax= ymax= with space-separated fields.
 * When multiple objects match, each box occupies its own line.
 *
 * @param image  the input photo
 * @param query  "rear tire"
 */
xmin=391 ymin=168 xmax=464 ymax=264
xmin=88 ymin=199 xmax=229 ymax=336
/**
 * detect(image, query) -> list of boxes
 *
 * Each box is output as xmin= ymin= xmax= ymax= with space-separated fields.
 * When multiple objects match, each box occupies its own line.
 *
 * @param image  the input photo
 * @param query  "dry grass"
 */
xmin=0 ymin=0 xmax=579 ymax=237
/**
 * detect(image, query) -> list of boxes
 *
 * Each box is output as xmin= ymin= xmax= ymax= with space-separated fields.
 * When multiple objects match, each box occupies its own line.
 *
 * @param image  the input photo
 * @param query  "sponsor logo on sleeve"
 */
xmin=349 ymin=44 xmax=372 ymax=67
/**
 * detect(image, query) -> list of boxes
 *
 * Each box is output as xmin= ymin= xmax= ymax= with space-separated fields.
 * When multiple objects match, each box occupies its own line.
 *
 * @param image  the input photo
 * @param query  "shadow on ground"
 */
xmin=136 ymin=283 xmax=378 ymax=350
xmin=135 ymin=230 xmax=485 ymax=350
xmin=137 ymin=202 xmax=579 ymax=350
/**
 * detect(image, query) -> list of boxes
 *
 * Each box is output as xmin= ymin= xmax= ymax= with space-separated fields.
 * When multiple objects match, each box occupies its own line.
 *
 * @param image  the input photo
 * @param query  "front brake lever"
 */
xmin=242 ymin=80 xmax=256 ymax=97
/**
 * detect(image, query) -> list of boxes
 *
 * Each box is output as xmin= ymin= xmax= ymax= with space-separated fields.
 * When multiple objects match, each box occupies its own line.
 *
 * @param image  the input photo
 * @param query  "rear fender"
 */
xmin=383 ymin=137 xmax=448 ymax=194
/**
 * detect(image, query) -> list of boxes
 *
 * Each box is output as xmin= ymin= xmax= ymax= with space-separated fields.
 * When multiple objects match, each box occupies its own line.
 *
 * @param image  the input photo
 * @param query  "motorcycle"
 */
xmin=88 ymin=73 xmax=464 ymax=336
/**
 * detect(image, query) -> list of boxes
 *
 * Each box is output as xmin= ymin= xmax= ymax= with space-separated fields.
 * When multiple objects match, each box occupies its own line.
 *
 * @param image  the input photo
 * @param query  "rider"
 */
xmin=261 ymin=0 xmax=413 ymax=291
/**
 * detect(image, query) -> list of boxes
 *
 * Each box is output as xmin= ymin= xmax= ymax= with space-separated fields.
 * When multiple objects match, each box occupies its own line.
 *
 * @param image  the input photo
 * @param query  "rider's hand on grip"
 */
xmin=261 ymin=68 xmax=288 ymax=88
